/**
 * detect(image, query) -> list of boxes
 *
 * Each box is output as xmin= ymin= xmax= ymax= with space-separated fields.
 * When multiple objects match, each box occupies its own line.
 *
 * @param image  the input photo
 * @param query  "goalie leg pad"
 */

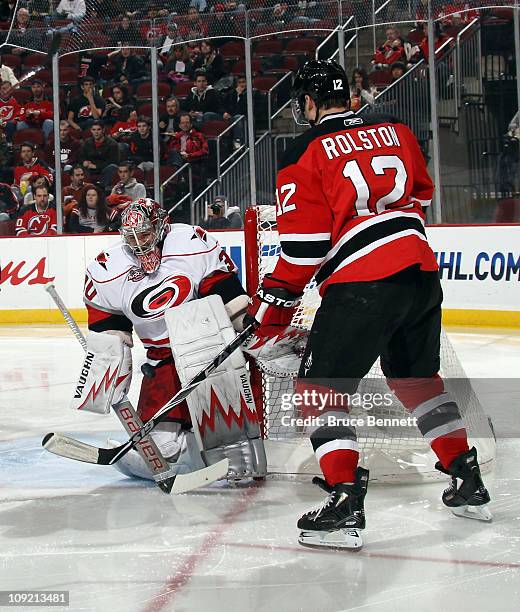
xmin=70 ymin=331 xmax=132 ymax=414
xmin=165 ymin=295 xmax=267 ymax=478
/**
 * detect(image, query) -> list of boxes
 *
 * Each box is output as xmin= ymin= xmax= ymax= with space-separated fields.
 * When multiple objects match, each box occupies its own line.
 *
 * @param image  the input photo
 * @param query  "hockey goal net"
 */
xmin=244 ymin=206 xmax=496 ymax=483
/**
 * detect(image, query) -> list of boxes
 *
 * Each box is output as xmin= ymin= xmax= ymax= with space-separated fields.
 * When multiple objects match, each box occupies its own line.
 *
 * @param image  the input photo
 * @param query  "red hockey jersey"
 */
xmin=0 ymin=96 xmax=22 ymax=123
xmin=271 ymin=110 xmax=438 ymax=295
xmin=15 ymin=205 xmax=57 ymax=236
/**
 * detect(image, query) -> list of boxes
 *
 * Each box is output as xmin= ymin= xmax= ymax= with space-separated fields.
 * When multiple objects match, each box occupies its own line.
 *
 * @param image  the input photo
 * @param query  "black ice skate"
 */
xmin=298 ymin=467 xmax=369 ymax=550
xmin=436 ymin=446 xmax=492 ymax=522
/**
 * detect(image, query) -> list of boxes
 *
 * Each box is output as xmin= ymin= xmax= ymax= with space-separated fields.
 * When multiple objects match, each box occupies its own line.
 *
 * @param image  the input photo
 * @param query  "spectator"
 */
xmin=78 ymin=120 xmax=120 ymax=187
xmin=349 ymin=67 xmax=376 ymax=111
xmin=17 ymin=79 xmax=54 ymax=141
xmin=15 ymin=185 xmax=57 ymax=236
xmin=390 ymin=61 xmax=407 ymax=82
xmin=207 ymin=3 xmax=238 ymax=45
xmin=223 ymin=74 xmax=247 ymax=149
xmin=159 ymin=97 xmax=181 ymax=141
xmin=22 ymin=174 xmax=54 ymax=209
xmin=55 ymin=0 xmax=86 ymax=21
xmin=183 ymin=70 xmax=222 ymax=125
xmin=0 ymin=80 xmax=22 ymax=139
xmin=371 ymin=27 xmax=405 ymax=70
xmin=167 ymin=112 xmax=208 ymax=166
xmin=47 ymin=120 xmax=82 ymax=171
xmin=107 ymin=161 xmax=147 ymax=210
xmin=67 ymin=77 xmax=106 ymax=132
xmin=140 ymin=4 xmax=167 ymax=46
xmin=13 ymin=142 xmax=53 ymax=202
xmin=109 ymin=106 xmax=138 ymax=140
xmin=180 ymin=6 xmax=209 ymax=40
xmin=129 ymin=116 xmax=154 ymax=171
xmin=9 ymin=8 xmax=35 ymax=56
xmin=193 ymin=40 xmax=226 ymax=86
xmin=416 ymin=24 xmax=450 ymax=62
xmin=109 ymin=46 xmax=147 ymax=85
xmin=110 ymin=16 xmax=141 ymax=47
xmin=159 ymin=21 xmax=183 ymax=61
xmin=103 ymin=84 xmax=134 ymax=126
xmin=0 ymin=50 xmax=19 ymax=88
xmin=210 ymin=194 xmax=243 ymax=228
xmin=62 ymin=164 xmax=86 ymax=218
xmin=68 ymin=184 xmax=116 ymax=233
xmin=201 ymin=198 xmax=230 ymax=229
xmin=0 ymin=182 xmax=18 ymax=221
xmin=78 ymin=46 xmax=107 ymax=81
xmin=165 ymin=45 xmax=194 ymax=84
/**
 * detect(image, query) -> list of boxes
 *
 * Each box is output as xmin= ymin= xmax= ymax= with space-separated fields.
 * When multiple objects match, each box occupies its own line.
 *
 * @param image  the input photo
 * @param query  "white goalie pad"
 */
xmin=70 ymin=331 xmax=132 ymax=414
xmin=242 ymin=326 xmax=309 ymax=378
xmin=165 ymin=295 xmax=266 ymax=477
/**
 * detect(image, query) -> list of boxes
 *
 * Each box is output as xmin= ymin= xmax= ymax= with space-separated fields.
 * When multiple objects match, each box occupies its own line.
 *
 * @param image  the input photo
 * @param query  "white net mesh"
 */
xmin=248 ymin=205 xmax=496 ymax=482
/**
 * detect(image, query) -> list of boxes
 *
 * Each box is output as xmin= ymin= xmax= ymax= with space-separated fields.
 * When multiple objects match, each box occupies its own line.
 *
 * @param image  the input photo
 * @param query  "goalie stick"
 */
xmin=44 ymin=283 xmax=229 ymax=494
xmin=42 ymin=321 xmax=255 ymax=469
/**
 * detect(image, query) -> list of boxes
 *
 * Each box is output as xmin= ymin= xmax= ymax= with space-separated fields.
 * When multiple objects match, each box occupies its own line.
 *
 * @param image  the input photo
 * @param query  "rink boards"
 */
xmin=0 ymin=225 xmax=519 ymax=326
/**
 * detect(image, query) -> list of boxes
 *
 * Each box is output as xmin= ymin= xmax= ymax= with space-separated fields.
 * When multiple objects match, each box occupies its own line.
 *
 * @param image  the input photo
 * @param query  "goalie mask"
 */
xmin=291 ymin=59 xmax=350 ymax=126
xmin=120 ymin=198 xmax=168 ymax=274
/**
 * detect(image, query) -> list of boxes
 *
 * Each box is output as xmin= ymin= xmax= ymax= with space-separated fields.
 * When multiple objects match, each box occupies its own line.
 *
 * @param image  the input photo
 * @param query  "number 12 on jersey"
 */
xmin=343 ymin=154 xmax=408 ymax=216
xmin=275 ymin=182 xmax=297 ymax=217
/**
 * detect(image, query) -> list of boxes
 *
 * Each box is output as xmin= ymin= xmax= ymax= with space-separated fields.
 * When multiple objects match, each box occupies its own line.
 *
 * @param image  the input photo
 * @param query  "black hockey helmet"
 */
xmin=291 ymin=59 xmax=350 ymax=126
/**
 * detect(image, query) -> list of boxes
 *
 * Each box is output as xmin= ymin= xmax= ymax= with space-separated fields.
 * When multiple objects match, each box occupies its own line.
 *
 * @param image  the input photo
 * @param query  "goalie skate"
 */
xmin=436 ymin=446 xmax=492 ymax=522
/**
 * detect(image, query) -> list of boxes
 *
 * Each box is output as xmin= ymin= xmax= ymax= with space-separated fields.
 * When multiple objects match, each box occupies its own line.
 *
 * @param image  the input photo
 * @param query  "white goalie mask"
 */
xmin=120 ymin=198 xmax=168 ymax=274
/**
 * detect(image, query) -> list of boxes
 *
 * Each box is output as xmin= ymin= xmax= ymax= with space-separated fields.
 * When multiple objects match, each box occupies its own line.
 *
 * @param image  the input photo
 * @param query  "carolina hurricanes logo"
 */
xmin=131 ymin=274 xmax=193 ymax=319
xmin=27 ymin=214 xmax=50 ymax=236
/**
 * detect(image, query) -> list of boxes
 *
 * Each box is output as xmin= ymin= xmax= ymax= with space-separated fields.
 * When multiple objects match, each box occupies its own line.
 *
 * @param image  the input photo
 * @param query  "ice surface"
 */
xmin=1 ymin=326 xmax=519 ymax=612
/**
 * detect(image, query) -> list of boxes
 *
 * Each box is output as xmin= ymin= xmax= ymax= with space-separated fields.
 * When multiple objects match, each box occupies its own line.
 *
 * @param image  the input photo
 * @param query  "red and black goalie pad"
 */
xmin=245 ymin=274 xmax=302 ymax=337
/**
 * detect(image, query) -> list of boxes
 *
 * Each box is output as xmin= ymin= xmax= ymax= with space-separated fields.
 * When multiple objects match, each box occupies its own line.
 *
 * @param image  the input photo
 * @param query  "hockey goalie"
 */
xmin=69 ymin=197 xmax=271 ymax=483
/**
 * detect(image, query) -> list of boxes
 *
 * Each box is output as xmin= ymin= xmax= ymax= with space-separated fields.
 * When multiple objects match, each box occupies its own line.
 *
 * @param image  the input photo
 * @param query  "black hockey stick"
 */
xmin=42 ymin=323 xmax=255 ymax=467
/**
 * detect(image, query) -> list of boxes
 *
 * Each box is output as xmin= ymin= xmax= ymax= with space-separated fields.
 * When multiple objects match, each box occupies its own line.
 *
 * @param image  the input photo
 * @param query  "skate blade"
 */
xmin=451 ymin=504 xmax=493 ymax=522
xmin=298 ymin=528 xmax=363 ymax=551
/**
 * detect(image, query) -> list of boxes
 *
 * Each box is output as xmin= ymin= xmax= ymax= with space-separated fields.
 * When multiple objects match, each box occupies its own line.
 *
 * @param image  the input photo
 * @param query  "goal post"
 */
xmin=243 ymin=206 xmax=496 ymax=483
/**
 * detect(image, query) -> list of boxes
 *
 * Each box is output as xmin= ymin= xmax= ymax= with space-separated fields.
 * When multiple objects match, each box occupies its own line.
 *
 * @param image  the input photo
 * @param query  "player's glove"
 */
xmin=244 ymin=275 xmax=302 ymax=337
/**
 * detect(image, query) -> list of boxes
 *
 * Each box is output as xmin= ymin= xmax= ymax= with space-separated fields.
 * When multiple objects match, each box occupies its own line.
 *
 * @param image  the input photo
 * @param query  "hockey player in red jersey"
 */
xmin=74 ymin=197 xmax=266 ymax=482
xmin=245 ymin=60 xmax=491 ymax=549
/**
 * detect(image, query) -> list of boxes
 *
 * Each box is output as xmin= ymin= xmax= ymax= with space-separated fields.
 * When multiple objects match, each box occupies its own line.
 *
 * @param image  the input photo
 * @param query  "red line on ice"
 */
xmin=141 ymin=483 xmax=262 ymax=612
